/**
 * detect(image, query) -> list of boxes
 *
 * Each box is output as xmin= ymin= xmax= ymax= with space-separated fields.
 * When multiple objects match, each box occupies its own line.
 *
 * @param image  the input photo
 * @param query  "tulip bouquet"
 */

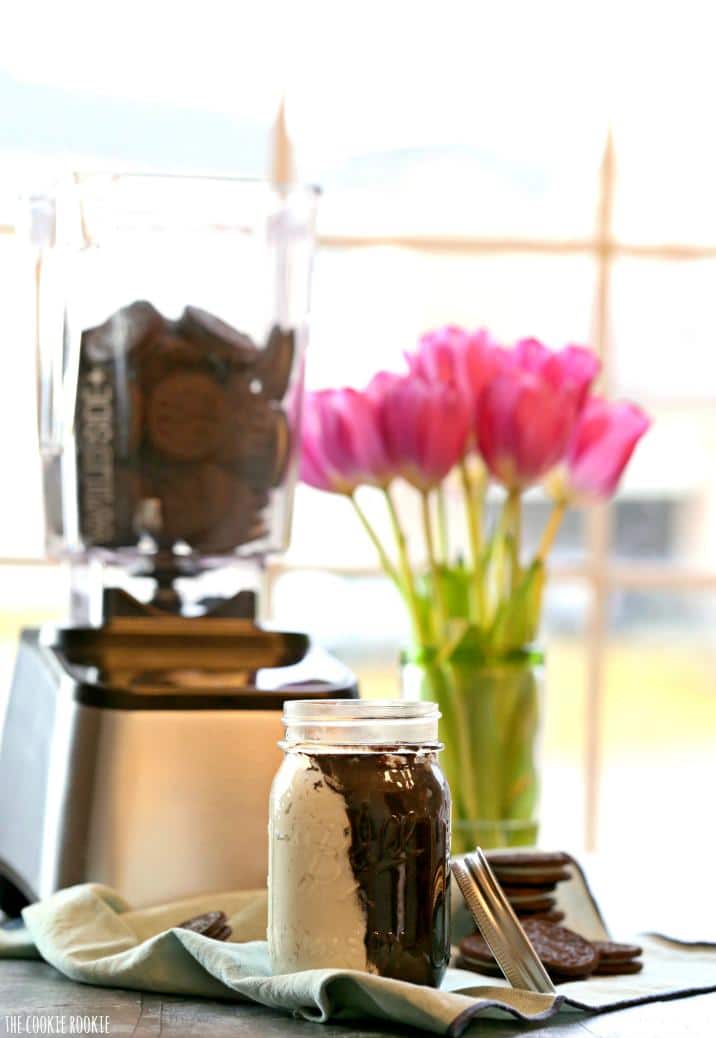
xmin=300 ymin=329 xmax=650 ymax=850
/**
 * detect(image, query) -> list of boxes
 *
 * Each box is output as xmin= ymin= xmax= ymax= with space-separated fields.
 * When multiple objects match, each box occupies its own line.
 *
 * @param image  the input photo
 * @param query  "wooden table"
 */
xmin=1 ymin=960 xmax=715 ymax=1037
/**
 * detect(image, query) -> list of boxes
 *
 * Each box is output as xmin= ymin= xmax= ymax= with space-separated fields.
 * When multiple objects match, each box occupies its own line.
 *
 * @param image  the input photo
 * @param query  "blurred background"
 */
xmin=0 ymin=0 xmax=714 ymax=877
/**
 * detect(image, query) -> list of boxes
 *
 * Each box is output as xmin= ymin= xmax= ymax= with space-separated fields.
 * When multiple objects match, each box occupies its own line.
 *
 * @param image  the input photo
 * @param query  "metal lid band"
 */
xmin=453 ymin=848 xmax=555 ymax=995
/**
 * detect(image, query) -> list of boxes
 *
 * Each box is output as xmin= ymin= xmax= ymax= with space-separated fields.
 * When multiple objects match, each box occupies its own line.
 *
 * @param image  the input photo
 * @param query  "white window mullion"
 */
xmin=584 ymin=508 xmax=610 ymax=851
xmin=583 ymin=131 xmax=617 ymax=852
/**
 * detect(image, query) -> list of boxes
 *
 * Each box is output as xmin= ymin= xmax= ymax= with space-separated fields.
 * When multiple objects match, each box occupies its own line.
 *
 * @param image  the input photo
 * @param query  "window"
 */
xmin=278 ymin=130 xmax=716 ymax=857
xmin=1 ymin=3 xmax=715 ymax=855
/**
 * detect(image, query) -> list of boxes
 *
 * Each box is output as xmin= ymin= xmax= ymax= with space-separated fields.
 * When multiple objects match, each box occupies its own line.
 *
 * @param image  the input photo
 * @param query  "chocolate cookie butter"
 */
xmin=268 ymin=701 xmax=451 ymax=987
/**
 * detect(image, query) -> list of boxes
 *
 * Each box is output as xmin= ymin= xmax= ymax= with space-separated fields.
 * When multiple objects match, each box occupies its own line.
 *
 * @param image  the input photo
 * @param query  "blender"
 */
xmin=0 ymin=174 xmax=357 ymax=915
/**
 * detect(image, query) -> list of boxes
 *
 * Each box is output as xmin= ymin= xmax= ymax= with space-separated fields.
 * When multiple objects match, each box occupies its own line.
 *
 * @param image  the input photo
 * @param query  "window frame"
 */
xmin=3 ymin=133 xmax=716 ymax=849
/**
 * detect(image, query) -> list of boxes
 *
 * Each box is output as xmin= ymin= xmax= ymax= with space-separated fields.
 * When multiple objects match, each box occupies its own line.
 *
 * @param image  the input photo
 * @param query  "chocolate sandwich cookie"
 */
xmin=459 ymin=919 xmax=600 ymax=981
xmin=178 ymin=306 xmax=257 ymax=368
xmin=135 ymin=332 xmax=207 ymax=393
xmin=225 ymin=371 xmax=255 ymax=411
xmin=458 ymin=932 xmax=505 ymax=975
xmin=505 ymin=893 xmax=557 ymax=913
xmin=178 ymin=910 xmax=232 ymax=941
xmin=592 ymin=940 xmax=642 ymax=963
xmin=147 ymin=371 xmax=230 ymax=461
xmin=81 ymin=300 xmax=163 ymax=366
xmin=190 ymin=484 xmax=269 ymax=554
xmin=594 ymin=959 xmax=643 ymax=976
xmin=455 ymin=952 xmax=502 ymax=977
xmin=218 ymin=391 xmax=290 ymax=489
xmin=215 ymin=379 xmax=266 ymax=467
xmin=528 ymin=909 xmax=566 ymax=925
xmin=501 ymin=883 xmax=558 ymax=898
xmin=267 ymin=406 xmax=291 ymax=486
xmin=195 ymin=516 xmax=269 ymax=555
xmin=238 ymin=415 xmax=289 ymax=489
xmin=486 ymin=851 xmax=571 ymax=869
xmin=144 ymin=461 xmax=235 ymax=546
xmin=492 ymin=865 xmax=571 ymax=887
xmin=242 ymin=404 xmax=291 ymax=488
xmin=591 ymin=940 xmax=643 ymax=975
xmin=254 ymin=325 xmax=295 ymax=400
xmin=519 ymin=920 xmax=601 ymax=979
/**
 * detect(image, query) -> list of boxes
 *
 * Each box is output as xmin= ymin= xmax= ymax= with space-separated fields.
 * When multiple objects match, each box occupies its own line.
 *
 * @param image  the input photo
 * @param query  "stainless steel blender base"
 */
xmin=0 ymin=627 xmax=356 ymax=911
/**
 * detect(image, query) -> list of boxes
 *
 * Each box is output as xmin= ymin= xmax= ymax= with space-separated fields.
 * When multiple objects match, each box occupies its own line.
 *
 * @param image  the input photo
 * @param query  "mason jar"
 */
xmin=268 ymin=700 xmax=451 ymax=986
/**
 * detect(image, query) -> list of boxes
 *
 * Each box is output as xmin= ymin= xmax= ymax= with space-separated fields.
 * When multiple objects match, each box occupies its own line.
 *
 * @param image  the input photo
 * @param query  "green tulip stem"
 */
xmin=504 ymin=488 xmax=523 ymax=595
xmin=460 ymin=460 xmax=486 ymax=622
xmin=421 ymin=490 xmax=448 ymax=638
xmin=436 ymin=485 xmax=449 ymax=563
xmin=384 ymin=486 xmax=433 ymax=646
xmin=349 ymin=493 xmax=401 ymax=588
xmin=537 ymin=499 xmax=567 ymax=563
xmin=446 ymin=664 xmax=483 ymax=821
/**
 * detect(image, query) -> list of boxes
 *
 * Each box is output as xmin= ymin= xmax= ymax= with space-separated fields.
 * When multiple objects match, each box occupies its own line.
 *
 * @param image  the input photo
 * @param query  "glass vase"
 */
xmin=402 ymin=647 xmax=544 ymax=855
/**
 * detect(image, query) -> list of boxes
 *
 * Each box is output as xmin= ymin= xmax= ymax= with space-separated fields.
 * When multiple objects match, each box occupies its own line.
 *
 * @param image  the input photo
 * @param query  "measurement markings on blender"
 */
xmin=78 ymin=365 xmax=116 ymax=544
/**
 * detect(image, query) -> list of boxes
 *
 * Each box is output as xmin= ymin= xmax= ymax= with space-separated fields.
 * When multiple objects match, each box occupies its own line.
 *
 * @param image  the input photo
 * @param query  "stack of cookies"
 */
xmin=457 ymin=850 xmax=644 ymax=981
xmin=485 ymin=850 xmax=572 ymax=925
xmin=459 ymin=920 xmax=643 ymax=981
xmin=75 ymin=300 xmax=295 ymax=556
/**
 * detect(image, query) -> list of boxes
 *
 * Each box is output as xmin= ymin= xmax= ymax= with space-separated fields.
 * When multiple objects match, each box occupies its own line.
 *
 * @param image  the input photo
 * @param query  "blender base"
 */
xmin=0 ymin=610 xmax=357 ymax=914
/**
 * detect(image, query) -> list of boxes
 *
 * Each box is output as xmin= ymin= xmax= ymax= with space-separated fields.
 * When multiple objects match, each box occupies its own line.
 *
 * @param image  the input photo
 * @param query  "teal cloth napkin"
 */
xmin=2 ymin=866 xmax=716 ymax=1036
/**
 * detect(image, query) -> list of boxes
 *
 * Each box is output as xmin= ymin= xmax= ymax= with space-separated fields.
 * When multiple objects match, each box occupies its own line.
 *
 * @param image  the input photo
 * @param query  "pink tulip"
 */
xmin=564 ymin=396 xmax=651 ymax=500
xmin=299 ymin=388 xmax=392 ymax=493
xmin=406 ymin=325 xmax=506 ymax=411
xmin=406 ymin=325 xmax=470 ymax=385
xmin=513 ymin=339 xmax=600 ymax=413
xmin=462 ymin=330 xmax=509 ymax=403
xmin=299 ymin=432 xmax=336 ymax=493
xmin=476 ymin=341 xmax=600 ymax=488
xmin=365 ymin=369 xmax=404 ymax=403
xmin=370 ymin=372 xmax=470 ymax=491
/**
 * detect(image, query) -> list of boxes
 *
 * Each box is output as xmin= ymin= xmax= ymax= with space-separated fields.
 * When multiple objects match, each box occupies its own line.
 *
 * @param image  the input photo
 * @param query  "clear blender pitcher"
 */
xmin=34 ymin=174 xmax=318 ymax=576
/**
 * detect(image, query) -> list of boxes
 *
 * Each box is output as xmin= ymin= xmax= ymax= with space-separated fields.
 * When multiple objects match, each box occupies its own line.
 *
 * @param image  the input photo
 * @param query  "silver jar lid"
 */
xmin=282 ymin=699 xmax=441 ymax=747
xmin=452 ymin=848 xmax=555 ymax=994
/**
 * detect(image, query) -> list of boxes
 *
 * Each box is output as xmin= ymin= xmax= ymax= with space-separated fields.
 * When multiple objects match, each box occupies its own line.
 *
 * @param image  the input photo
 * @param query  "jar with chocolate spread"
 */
xmin=268 ymin=700 xmax=451 ymax=986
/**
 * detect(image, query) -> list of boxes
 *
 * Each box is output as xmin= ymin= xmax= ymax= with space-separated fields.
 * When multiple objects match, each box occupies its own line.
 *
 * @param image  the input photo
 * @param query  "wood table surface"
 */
xmin=1 ymin=960 xmax=715 ymax=1037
